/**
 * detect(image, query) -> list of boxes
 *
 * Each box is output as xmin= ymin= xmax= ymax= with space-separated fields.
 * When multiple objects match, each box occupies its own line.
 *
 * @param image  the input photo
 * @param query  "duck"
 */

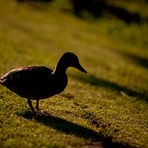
xmin=0 ymin=52 xmax=87 ymax=114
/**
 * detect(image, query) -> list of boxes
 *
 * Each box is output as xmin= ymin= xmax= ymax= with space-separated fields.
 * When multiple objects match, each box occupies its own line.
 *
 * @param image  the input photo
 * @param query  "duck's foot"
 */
xmin=35 ymin=108 xmax=48 ymax=115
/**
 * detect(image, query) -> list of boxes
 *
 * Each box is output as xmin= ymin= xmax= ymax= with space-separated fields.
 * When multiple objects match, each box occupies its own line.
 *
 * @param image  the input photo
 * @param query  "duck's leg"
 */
xmin=35 ymin=99 xmax=40 ymax=111
xmin=27 ymin=99 xmax=35 ymax=113
xmin=35 ymin=100 xmax=43 ymax=113
xmin=35 ymin=99 xmax=48 ymax=114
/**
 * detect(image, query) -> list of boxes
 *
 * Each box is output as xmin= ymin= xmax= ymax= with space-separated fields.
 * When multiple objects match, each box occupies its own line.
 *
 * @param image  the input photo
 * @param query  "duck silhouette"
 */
xmin=0 ymin=52 xmax=87 ymax=114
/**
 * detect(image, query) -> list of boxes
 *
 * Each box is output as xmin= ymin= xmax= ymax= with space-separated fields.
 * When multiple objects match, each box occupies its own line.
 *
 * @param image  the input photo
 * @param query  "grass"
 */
xmin=0 ymin=0 xmax=148 ymax=147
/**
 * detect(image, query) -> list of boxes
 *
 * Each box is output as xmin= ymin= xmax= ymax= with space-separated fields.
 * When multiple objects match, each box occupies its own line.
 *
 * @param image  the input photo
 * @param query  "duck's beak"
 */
xmin=76 ymin=63 xmax=87 ymax=73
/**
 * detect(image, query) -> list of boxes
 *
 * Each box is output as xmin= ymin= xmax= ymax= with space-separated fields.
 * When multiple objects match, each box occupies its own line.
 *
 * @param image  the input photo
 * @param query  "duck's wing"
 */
xmin=0 ymin=66 xmax=53 ymax=83
xmin=0 ymin=66 xmax=53 ymax=98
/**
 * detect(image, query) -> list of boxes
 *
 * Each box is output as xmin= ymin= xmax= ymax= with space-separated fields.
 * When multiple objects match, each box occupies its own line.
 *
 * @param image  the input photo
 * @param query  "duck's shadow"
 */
xmin=17 ymin=111 xmax=131 ymax=147
xmin=17 ymin=111 xmax=101 ymax=142
xmin=72 ymin=74 xmax=148 ymax=102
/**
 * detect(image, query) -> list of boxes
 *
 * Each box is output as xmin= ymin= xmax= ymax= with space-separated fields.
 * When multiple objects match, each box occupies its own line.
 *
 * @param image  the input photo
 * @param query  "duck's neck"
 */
xmin=53 ymin=59 xmax=68 ymax=74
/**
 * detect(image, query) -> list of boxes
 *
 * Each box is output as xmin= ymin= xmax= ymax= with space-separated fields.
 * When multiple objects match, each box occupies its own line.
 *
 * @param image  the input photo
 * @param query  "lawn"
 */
xmin=0 ymin=0 xmax=148 ymax=147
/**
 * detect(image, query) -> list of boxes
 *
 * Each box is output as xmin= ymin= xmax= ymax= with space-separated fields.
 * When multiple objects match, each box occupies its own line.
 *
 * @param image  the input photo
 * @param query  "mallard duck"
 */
xmin=0 ymin=52 xmax=87 ymax=114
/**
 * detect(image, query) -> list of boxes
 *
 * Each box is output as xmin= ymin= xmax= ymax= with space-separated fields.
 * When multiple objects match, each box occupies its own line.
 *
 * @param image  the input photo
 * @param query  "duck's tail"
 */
xmin=0 ymin=77 xmax=4 ymax=84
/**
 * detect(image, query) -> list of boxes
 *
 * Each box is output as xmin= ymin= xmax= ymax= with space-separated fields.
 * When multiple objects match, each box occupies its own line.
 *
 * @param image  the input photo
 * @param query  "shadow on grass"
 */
xmin=72 ymin=74 xmax=148 ymax=102
xmin=70 ymin=0 xmax=146 ymax=24
xmin=105 ymin=47 xmax=148 ymax=70
xmin=120 ymin=51 xmax=148 ymax=69
xmin=18 ymin=111 xmax=101 ymax=142
xmin=17 ymin=111 xmax=133 ymax=148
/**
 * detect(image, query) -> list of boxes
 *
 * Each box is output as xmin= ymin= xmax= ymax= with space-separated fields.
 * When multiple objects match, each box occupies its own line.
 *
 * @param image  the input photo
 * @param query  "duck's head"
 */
xmin=57 ymin=52 xmax=87 ymax=73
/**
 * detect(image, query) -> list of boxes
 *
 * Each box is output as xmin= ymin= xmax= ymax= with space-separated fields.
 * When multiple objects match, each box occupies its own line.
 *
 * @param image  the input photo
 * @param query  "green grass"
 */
xmin=0 ymin=0 xmax=148 ymax=147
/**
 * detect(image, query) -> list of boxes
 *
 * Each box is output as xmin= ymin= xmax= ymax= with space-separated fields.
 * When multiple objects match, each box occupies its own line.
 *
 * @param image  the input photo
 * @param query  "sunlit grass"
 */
xmin=0 ymin=0 xmax=148 ymax=147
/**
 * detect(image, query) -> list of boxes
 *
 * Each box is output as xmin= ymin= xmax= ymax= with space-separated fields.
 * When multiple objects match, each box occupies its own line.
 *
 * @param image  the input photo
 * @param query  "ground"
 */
xmin=0 ymin=0 xmax=148 ymax=147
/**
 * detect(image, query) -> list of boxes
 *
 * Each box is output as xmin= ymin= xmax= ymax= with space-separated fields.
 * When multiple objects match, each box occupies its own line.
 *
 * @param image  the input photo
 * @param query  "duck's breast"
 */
xmin=1 ymin=66 xmax=54 ymax=99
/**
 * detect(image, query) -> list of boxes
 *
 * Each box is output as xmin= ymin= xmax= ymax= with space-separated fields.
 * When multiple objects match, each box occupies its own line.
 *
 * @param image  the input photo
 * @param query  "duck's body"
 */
xmin=0 ymin=52 xmax=87 ymax=114
xmin=0 ymin=66 xmax=67 ymax=99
